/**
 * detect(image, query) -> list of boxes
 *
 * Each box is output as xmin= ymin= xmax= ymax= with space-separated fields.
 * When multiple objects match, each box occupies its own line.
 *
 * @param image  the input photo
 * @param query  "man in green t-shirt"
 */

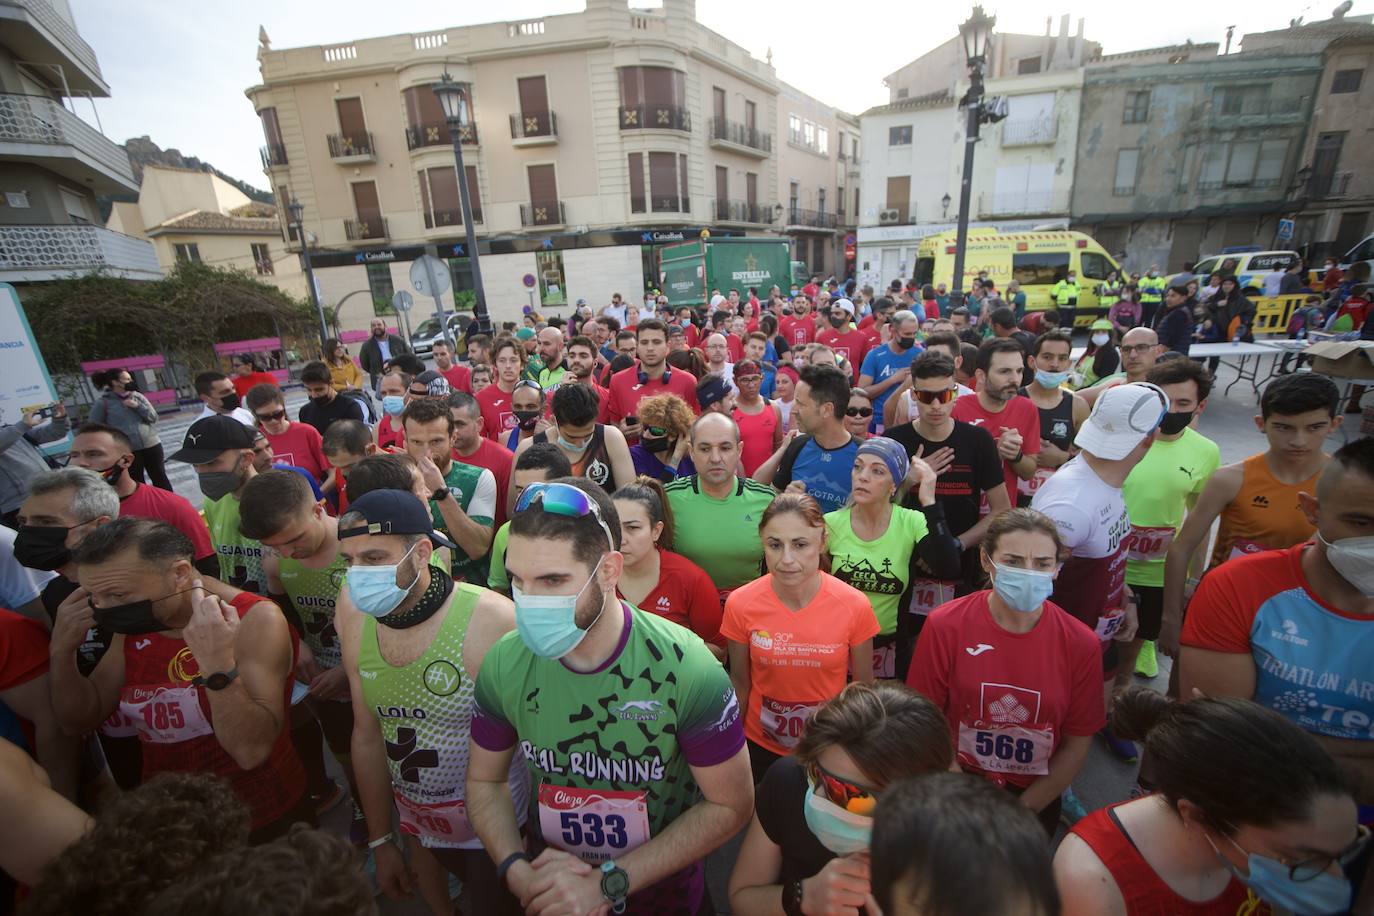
xmin=665 ymin=413 xmax=776 ymax=595
xmin=487 ymin=442 xmax=571 ymax=595
xmin=169 ymin=415 xmax=267 ymax=593
xmin=1120 ymin=359 xmax=1220 ymax=684
xmin=468 ymin=478 xmax=751 ymax=915
xmin=402 ymin=398 xmax=496 ymax=584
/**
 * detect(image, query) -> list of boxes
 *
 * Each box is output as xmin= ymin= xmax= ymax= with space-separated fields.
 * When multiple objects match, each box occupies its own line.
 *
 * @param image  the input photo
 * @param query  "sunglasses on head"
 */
xmin=913 ymin=387 xmax=957 ymax=405
xmin=845 ymin=406 xmax=874 ymax=418
xmin=644 ymin=425 xmax=668 ymax=437
xmin=514 ymin=482 xmax=614 ymax=550
xmin=809 ymin=762 xmax=876 ymax=815
xmin=255 ymin=409 xmax=286 ymax=422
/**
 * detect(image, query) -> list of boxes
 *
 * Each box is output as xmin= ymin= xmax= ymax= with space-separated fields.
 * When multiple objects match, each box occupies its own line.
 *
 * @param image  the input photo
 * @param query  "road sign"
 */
xmin=523 ymin=273 xmax=537 ymax=288
xmin=409 ymin=255 xmax=451 ymax=297
xmin=1277 ymin=218 xmax=1295 ymax=243
xmin=392 ymin=290 xmax=413 ymax=312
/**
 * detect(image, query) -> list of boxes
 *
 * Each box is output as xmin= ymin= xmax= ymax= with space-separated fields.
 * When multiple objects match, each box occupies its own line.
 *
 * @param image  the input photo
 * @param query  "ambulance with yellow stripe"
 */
xmin=913 ymin=228 xmax=1123 ymax=328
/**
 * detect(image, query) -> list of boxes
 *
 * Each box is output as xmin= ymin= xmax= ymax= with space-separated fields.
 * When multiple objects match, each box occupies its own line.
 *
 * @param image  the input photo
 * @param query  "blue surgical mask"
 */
xmin=1210 ymin=834 xmax=1352 ymax=916
xmin=512 ymin=558 xmax=604 ymax=658
xmin=382 ymin=395 xmax=405 ymax=418
xmin=990 ymin=563 xmax=1056 ymax=613
xmin=803 ymin=783 xmax=872 ymax=854
xmin=557 ymin=434 xmax=589 ymax=454
xmin=1035 ymin=369 xmax=1072 ymax=389
xmin=346 ymin=544 xmax=419 ymax=617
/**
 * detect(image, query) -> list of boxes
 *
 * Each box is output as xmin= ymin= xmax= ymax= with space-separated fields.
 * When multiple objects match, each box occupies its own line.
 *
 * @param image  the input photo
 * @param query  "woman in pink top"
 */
xmin=733 ymin=359 xmax=784 ymax=476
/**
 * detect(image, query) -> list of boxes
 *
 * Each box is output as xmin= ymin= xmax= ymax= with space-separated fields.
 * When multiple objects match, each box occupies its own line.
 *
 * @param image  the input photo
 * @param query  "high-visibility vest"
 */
xmin=1139 ymin=276 xmax=1165 ymax=303
xmin=1050 ymin=279 xmax=1079 ymax=306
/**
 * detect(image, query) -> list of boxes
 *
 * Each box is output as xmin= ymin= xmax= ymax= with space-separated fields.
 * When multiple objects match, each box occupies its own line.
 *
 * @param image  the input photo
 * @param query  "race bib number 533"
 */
xmin=538 ymin=784 xmax=650 ymax=861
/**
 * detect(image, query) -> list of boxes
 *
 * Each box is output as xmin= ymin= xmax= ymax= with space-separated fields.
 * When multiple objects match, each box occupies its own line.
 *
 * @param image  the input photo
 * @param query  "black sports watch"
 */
xmin=194 ymin=668 xmax=239 ymax=691
xmin=432 ymin=486 xmax=452 ymax=502
xmin=599 ymin=860 xmax=629 ymax=914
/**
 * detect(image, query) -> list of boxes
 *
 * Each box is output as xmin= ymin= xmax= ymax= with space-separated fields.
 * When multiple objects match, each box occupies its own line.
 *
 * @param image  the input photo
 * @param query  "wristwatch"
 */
xmin=599 ymin=860 xmax=630 ymax=914
xmin=193 ymin=668 xmax=239 ymax=691
xmin=432 ymin=486 xmax=452 ymax=502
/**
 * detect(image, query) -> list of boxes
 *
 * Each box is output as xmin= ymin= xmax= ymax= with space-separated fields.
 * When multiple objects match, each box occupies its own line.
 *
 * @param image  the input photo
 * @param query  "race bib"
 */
xmin=907 ymin=578 xmax=955 ymax=616
xmin=100 ymin=707 xmax=138 ymax=739
xmin=1016 ymin=467 xmax=1054 ymax=497
xmin=1093 ymin=609 xmax=1125 ymax=642
xmin=957 ymin=721 xmax=1054 ymax=777
xmin=120 ymin=685 xmax=213 ymax=744
xmin=1227 ymin=538 xmax=1270 ymax=562
xmin=872 ymin=642 xmax=896 ymax=679
xmin=760 ymin=696 xmax=821 ymax=749
xmin=396 ymin=792 xmax=476 ymax=847
xmin=537 ymin=784 xmax=650 ymax=861
xmin=1123 ymin=525 xmax=1175 ymax=563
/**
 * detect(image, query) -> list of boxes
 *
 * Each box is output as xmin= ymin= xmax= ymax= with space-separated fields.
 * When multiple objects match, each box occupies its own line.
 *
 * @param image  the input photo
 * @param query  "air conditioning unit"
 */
xmin=879 ymin=208 xmax=900 ymax=225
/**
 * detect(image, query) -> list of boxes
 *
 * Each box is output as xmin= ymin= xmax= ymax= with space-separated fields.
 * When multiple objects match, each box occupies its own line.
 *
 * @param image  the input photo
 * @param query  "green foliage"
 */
xmin=25 ymin=262 xmax=317 ymax=377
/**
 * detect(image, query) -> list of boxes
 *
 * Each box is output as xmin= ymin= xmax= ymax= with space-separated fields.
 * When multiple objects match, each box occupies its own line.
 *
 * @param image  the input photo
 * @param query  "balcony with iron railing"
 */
xmin=0 ymin=0 xmax=105 ymax=92
xmin=619 ymin=104 xmax=691 ymax=132
xmin=1000 ymin=115 xmax=1058 ymax=147
xmin=708 ymin=117 xmax=771 ymax=158
xmin=509 ymin=110 xmax=558 ymax=146
xmin=405 ymin=122 xmax=478 ymax=150
xmin=423 ymin=206 xmax=483 ymax=229
xmin=977 ymin=189 xmax=1072 ymax=217
xmin=1194 ymin=96 xmax=1307 ymax=125
xmin=787 ymin=208 xmax=838 ymax=230
xmin=345 ymin=217 xmax=388 ymax=241
xmin=1310 ymin=170 xmax=1354 ymax=199
xmin=0 ymin=224 xmax=161 ymax=282
xmin=260 ymin=143 xmax=287 ymax=170
xmin=327 ymin=131 xmax=375 ymax=162
xmin=520 ymin=201 xmax=565 ymax=227
xmin=714 ymin=199 xmax=771 ymax=224
xmin=0 ymin=93 xmax=136 ymax=191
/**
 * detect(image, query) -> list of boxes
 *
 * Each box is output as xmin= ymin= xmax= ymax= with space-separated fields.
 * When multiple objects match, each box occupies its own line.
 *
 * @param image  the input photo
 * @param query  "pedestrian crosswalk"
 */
xmin=159 ymin=391 xmax=310 ymax=511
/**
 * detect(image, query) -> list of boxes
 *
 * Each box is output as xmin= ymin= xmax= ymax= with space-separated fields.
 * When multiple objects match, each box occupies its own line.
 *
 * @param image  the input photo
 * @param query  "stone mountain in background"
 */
xmin=99 ymin=135 xmax=272 ymax=220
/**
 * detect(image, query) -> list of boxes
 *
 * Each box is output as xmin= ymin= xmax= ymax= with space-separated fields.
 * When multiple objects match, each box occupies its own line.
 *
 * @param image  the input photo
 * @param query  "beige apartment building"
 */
xmin=245 ymin=0 xmax=857 ymax=331
xmin=106 ymin=165 xmax=306 ymax=299
xmin=0 ymin=0 xmax=159 ymax=292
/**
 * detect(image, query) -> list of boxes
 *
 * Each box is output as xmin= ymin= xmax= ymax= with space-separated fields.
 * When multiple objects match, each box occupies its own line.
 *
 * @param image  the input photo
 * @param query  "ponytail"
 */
xmin=612 ymin=475 xmax=675 ymax=550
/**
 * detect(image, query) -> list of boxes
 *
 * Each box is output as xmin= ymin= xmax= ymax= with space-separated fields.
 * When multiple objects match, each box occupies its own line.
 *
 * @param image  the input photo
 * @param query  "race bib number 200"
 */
xmin=538 ymin=784 xmax=650 ymax=861
xmin=760 ymin=697 xmax=821 ymax=749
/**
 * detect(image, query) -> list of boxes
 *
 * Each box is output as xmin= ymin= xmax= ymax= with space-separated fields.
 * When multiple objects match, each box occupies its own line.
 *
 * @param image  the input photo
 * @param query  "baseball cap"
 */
xmin=515 ymin=327 xmax=536 ymax=341
xmin=414 ymin=369 xmax=451 ymax=397
xmin=1090 ymin=319 xmax=1113 ymax=331
xmin=339 ymin=489 xmax=456 ymax=549
xmin=576 ymin=298 xmax=587 ymax=306
xmin=169 ymin=415 xmax=256 ymax=465
xmin=833 ymin=298 xmax=856 ymax=316
xmin=697 ymin=374 xmax=733 ymax=410
xmin=709 ymin=293 xmax=727 ymax=309
xmin=1073 ymin=383 xmax=1169 ymax=461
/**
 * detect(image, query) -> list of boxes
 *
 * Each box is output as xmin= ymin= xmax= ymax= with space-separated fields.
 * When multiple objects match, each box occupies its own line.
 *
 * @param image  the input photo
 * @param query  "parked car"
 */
xmin=1191 ymin=250 xmax=1301 ymax=297
xmin=410 ymin=312 xmax=464 ymax=357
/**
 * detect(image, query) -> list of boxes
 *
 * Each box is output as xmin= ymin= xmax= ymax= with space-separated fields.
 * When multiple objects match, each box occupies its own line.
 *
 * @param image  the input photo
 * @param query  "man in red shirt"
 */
xmin=779 ymin=294 xmax=817 ymax=350
xmin=600 ymin=318 xmax=700 ymax=439
xmin=475 ymin=337 xmax=524 ymax=441
xmin=448 ymin=391 xmax=514 ymax=525
xmin=802 ymin=276 xmax=820 ymax=299
xmin=67 ymin=423 xmax=217 ymax=575
xmin=674 ymin=307 xmax=701 ymax=349
xmin=815 ymin=298 xmax=871 ymax=382
xmin=951 ymin=339 xmax=1041 ymax=498
xmin=431 ymin=339 xmax=471 ymax=393
xmin=565 ymin=335 xmax=607 ymax=404
xmin=245 ymin=385 xmax=334 ymax=496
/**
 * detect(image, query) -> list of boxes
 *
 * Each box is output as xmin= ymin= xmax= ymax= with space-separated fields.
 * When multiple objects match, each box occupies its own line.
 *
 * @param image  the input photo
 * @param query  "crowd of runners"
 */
xmin=0 ymin=284 xmax=1369 ymax=915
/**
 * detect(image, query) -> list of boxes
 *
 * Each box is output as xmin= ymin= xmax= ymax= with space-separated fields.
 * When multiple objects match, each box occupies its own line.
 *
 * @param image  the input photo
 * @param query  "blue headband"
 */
xmin=856 ymin=436 xmax=908 ymax=487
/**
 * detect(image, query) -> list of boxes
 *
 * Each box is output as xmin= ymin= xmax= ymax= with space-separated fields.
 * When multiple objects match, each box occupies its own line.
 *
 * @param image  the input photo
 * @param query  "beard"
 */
xmin=573 ymin=579 xmax=608 ymax=631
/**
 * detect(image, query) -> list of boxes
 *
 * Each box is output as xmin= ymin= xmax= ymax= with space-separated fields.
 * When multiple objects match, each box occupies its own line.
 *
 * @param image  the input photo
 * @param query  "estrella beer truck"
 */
xmin=914 ymin=229 xmax=1123 ymax=327
xmin=660 ymin=237 xmax=792 ymax=308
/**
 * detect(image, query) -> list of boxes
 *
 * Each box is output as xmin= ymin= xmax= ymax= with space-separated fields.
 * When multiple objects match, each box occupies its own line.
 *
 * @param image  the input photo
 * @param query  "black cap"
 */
xmin=169 ymin=415 xmax=255 ymax=465
xmin=339 ymin=489 xmax=456 ymax=550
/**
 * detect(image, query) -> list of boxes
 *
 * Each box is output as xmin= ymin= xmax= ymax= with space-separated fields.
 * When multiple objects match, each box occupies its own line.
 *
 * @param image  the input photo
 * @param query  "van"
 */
xmin=1191 ymin=250 xmax=1300 ymax=296
xmin=912 ymin=229 xmax=1122 ymax=327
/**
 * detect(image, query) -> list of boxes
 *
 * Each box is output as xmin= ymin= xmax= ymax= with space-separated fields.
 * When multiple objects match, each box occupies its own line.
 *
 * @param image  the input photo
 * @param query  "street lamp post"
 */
xmin=950 ymin=6 xmax=997 ymax=310
xmin=433 ymin=73 xmax=492 ymax=337
xmin=288 ymin=198 xmax=329 ymax=354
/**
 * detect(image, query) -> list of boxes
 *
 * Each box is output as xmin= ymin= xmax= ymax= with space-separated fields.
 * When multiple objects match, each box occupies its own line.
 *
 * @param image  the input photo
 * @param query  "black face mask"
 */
xmin=91 ymin=588 xmax=191 ymax=635
xmin=897 ymin=337 xmax=916 ymax=350
xmin=514 ymin=410 xmax=541 ymax=430
xmin=219 ymin=392 xmax=240 ymax=412
xmin=1158 ymin=410 xmax=1194 ymax=436
xmin=14 ymin=525 xmax=73 ymax=571
xmin=643 ymin=436 xmax=671 ymax=453
xmin=96 ymin=461 xmax=125 ymax=486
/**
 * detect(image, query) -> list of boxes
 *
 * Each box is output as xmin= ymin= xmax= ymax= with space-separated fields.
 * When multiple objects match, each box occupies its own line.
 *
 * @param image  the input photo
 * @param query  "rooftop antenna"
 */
xmin=1223 ymin=24 xmax=1235 ymax=53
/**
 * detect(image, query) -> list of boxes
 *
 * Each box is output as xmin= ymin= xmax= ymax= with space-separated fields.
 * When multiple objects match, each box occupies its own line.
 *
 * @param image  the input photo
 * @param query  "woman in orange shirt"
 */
xmin=721 ymin=492 xmax=880 ymax=784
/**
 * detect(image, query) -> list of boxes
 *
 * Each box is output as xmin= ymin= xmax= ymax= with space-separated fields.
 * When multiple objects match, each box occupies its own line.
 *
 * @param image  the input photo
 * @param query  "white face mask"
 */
xmin=1091 ymin=333 xmax=1110 ymax=347
xmin=1319 ymin=533 xmax=1374 ymax=596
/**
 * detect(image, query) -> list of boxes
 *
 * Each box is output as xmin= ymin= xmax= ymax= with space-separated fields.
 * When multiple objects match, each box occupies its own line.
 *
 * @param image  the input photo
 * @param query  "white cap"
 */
xmin=833 ymin=298 xmax=855 ymax=315
xmin=709 ymin=294 xmax=727 ymax=308
xmin=1073 ymin=383 xmax=1169 ymax=460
